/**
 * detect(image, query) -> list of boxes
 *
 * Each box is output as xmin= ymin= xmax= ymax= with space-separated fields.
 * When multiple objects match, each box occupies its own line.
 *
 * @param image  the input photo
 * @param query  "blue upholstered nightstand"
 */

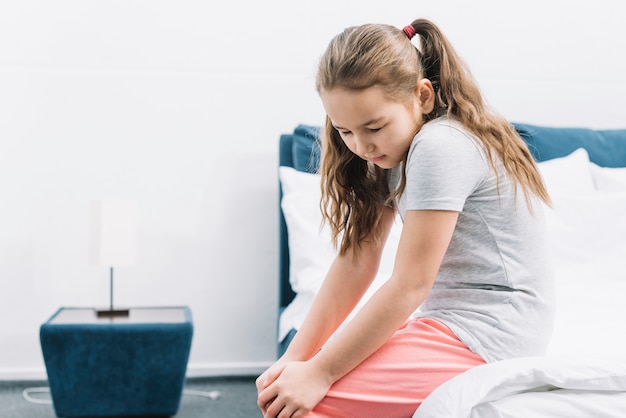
xmin=40 ymin=306 xmax=193 ymax=418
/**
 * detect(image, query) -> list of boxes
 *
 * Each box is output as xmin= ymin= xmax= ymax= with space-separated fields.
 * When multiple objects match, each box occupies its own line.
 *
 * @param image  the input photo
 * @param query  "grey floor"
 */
xmin=0 ymin=377 xmax=263 ymax=418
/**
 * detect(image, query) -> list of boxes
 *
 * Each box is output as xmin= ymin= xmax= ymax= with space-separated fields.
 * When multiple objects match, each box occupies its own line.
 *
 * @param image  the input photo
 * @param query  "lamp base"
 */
xmin=96 ymin=308 xmax=130 ymax=318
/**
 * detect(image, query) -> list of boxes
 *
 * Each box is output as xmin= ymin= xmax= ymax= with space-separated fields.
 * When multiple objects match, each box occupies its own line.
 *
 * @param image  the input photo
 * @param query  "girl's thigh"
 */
xmin=305 ymin=317 xmax=485 ymax=418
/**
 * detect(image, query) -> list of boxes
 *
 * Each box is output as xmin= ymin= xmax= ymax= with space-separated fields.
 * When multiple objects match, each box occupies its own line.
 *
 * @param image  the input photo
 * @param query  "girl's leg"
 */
xmin=304 ymin=317 xmax=485 ymax=418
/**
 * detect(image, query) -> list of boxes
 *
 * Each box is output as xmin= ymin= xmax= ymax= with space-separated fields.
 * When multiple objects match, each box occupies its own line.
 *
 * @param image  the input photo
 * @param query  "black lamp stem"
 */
xmin=97 ymin=267 xmax=128 ymax=318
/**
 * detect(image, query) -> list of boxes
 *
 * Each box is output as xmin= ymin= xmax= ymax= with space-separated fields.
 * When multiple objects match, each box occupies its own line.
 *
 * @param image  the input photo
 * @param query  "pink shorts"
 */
xmin=304 ymin=317 xmax=485 ymax=418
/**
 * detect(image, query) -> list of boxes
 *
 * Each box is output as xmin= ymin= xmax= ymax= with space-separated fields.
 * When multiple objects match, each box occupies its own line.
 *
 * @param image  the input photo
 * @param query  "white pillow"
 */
xmin=279 ymin=167 xmax=332 ymax=294
xmin=537 ymin=148 xmax=595 ymax=195
xmin=589 ymin=162 xmax=626 ymax=192
xmin=279 ymin=167 xmax=401 ymax=335
xmin=544 ymin=191 xmax=626 ymax=261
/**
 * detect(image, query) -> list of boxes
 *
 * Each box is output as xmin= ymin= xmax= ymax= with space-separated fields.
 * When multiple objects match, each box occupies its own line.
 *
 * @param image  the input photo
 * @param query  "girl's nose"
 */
xmin=355 ymin=136 xmax=373 ymax=155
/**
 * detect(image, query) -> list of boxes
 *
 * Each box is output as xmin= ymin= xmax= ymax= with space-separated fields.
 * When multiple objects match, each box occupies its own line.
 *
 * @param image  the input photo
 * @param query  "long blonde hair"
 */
xmin=316 ymin=18 xmax=550 ymax=255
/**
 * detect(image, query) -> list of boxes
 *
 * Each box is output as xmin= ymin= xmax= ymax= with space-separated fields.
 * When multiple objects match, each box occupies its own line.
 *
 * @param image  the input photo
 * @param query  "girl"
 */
xmin=257 ymin=18 xmax=555 ymax=418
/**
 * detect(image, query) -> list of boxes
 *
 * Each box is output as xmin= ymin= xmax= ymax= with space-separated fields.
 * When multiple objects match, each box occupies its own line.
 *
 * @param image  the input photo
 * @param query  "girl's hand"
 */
xmin=256 ymin=360 xmax=288 ymax=394
xmin=257 ymin=361 xmax=332 ymax=418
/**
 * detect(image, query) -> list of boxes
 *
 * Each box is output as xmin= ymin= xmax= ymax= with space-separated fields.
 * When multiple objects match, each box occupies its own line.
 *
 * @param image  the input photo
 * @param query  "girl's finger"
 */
xmin=256 ymin=371 xmax=269 ymax=392
xmin=257 ymin=383 xmax=279 ymax=412
xmin=264 ymin=363 xmax=288 ymax=388
xmin=264 ymin=397 xmax=287 ymax=418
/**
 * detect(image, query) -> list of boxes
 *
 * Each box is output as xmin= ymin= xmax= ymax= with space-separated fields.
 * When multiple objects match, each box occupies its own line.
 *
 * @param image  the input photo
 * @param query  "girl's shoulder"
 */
xmin=410 ymin=117 xmax=485 ymax=162
xmin=416 ymin=117 xmax=474 ymax=142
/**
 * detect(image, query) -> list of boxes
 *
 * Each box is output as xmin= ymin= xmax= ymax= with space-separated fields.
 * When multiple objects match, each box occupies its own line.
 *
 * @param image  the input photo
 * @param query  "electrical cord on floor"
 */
xmin=21 ymin=386 xmax=221 ymax=405
xmin=22 ymin=387 xmax=52 ymax=405
xmin=183 ymin=388 xmax=221 ymax=400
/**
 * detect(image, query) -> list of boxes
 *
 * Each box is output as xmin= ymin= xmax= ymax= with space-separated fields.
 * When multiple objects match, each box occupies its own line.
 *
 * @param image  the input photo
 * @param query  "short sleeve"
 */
xmin=404 ymin=121 xmax=489 ymax=211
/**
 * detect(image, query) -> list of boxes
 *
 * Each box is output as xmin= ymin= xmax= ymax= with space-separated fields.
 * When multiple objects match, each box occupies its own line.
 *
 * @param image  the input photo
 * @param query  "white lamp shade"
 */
xmin=89 ymin=200 xmax=138 ymax=267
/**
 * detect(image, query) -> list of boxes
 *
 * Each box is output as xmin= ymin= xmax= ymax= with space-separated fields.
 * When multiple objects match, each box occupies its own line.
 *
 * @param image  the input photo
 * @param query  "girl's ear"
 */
xmin=416 ymin=78 xmax=435 ymax=115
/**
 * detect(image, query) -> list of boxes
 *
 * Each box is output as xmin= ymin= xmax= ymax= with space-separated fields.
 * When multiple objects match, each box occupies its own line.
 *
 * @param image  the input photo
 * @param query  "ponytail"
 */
xmin=406 ymin=19 xmax=551 ymax=208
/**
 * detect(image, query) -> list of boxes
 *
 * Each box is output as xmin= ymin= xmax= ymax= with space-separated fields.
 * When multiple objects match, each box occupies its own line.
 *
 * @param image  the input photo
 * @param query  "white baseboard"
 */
xmin=186 ymin=361 xmax=272 ymax=378
xmin=0 ymin=361 xmax=273 ymax=382
xmin=0 ymin=367 xmax=46 ymax=382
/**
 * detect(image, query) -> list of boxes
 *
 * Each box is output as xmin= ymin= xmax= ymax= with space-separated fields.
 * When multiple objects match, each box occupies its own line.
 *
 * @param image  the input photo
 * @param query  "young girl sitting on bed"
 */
xmin=257 ymin=18 xmax=555 ymax=418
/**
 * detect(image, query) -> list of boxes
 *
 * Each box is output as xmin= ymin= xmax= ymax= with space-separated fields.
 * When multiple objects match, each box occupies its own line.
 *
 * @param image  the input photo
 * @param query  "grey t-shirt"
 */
xmin=390 ymin=117 xmax=555 ymax=363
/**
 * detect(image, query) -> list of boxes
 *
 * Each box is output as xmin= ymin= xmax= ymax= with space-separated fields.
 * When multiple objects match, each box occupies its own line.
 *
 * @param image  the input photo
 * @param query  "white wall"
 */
xmin=0 ymin=0 xmax=624 ymax=380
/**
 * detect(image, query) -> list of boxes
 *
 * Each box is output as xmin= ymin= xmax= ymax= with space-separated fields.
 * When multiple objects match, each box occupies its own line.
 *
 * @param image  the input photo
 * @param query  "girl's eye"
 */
xmin=368 ymin=128 xmax=381 ymax=133
xmin=339 ymin=130 xmax=351 ymax=136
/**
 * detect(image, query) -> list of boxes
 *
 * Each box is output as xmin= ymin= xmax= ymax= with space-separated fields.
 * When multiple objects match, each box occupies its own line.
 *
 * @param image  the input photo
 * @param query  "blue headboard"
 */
xmin=277 ymin=122 xmax=626 ymax=312
xmin=515 ymin=123 xmax=626 ymax=167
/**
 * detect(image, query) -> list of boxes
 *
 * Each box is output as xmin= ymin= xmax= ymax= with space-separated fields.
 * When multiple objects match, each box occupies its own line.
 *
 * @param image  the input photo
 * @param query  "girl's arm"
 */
xmin=256 ymin=206 xmax=395 ymax=397
xmin=258 ymin=208 xmax=458 ymax=417
xmin=280 ymin=205 xmax=397 ymax=363
xmin=309 ymin=208 xmax=458 ymax=383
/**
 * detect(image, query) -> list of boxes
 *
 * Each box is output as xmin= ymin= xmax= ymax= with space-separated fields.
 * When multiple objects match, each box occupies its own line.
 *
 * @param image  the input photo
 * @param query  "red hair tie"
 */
xmin=402 ymin=24 xmax=416 ymax=40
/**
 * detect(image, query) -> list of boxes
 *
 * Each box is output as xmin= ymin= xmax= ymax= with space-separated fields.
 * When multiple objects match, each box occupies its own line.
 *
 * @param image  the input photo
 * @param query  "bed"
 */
xmin=277 ymin=123 xmax=626 ymax=417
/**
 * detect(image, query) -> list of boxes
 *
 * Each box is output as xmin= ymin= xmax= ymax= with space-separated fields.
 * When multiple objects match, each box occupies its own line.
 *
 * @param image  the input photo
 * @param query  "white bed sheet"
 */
xmin=470 ymin=390 xmax=626 ymax=418
xmin=414 ymin=356 xmax=626 ymax=418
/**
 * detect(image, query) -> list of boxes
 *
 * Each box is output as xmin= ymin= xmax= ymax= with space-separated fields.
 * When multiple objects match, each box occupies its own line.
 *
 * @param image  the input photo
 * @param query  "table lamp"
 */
xmin=89 ymin=199 xmax=137 ymax=318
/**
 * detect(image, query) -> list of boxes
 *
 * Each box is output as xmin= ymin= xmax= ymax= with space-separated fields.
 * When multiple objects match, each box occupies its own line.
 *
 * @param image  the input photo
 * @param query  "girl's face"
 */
xmin=320 ymin=84 xmax=430 ymax=169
